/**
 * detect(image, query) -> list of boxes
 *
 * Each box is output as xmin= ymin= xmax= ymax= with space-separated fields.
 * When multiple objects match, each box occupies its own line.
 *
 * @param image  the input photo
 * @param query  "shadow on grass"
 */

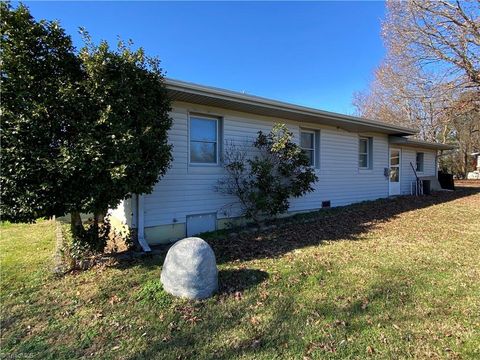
xmin=217 ymin=268 xmax=269 ymax=295
xmin=112 ymin=186 xmax=479 ymax=269
xmin=127 ymin=268 xmax=418 ymax=359
xmin=208 ymin=186 xmax=480 ymax=264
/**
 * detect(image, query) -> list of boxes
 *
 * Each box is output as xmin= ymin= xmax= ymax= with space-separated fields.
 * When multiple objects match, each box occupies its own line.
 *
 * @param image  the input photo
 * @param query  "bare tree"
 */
xmin=384 ymin=0 xmax=480 ymax=88
xmin=440 ymin=91 xmax=480 ymax=177
xmin=354 ymin=58 xmax=454 ymax=141
xmin=355 ymin=1 xmax=479 ymax=176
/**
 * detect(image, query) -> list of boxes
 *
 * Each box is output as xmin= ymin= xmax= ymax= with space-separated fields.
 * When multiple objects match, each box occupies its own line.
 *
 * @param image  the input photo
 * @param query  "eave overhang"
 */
xmin=389 ymin=136 xmax=455 ymax=151
xmin=165 ymin=79 xmax=417 ymax=136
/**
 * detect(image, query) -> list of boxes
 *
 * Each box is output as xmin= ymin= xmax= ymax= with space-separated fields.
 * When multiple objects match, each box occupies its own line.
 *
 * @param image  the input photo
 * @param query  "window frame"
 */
xmin=188 ymin=114 xmax=220 ymax=166
xmin=359 ymin=137 xmax=370 ymax=169
xmin=416 ymin=152 xmax=424 ymax=172
xmin=300 ymin=129 xmax=316 ymax=167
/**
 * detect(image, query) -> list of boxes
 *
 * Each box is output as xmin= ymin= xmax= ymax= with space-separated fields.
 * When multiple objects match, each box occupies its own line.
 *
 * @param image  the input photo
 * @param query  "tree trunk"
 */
xmin=70 ymin=211 xmax=84 ymax=238
xmin=92 ymin=210 xmax=107 ymax=241
xmin=441 ymin=125 xmax=449 ymax=144
xmin=94 ymin=211 xmax=105 ymax=225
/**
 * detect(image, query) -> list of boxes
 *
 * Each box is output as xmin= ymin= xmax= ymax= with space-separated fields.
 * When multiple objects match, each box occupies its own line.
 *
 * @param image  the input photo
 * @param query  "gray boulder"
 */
xmin=161 ymin=237 xmax=218 ymax=299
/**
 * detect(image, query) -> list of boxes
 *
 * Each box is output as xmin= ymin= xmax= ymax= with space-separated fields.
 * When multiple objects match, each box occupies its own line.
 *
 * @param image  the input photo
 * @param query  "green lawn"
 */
xmin=1 ymin=186 xmax=480 ymax=359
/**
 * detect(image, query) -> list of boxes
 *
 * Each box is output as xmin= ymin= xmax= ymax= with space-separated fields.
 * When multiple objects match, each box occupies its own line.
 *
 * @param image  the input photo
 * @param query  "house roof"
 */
xmin=389 ymin=136 xmax=455 ymax=150
xmin=165 ymin=78 xmax=417 ymax=136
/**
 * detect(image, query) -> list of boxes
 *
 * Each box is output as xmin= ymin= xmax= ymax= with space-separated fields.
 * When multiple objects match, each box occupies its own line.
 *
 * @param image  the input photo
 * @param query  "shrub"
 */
xmin=217 ymin=124 xmax=318 ymax=225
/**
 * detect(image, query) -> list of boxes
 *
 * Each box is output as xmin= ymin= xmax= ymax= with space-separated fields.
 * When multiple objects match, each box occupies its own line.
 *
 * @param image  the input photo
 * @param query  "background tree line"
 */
xmin=354 ymin=0 xmax=479 ymax=178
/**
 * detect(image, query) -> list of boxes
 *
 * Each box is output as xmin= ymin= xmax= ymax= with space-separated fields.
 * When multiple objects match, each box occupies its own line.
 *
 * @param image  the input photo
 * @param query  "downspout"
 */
xmin=136 ymin=194 xmax=151 ymax=252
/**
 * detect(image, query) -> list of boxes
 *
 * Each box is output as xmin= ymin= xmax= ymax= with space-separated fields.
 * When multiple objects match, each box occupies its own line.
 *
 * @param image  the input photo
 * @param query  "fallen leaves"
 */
xmin=108 ymin=294 xmax=121 ymax=305
xmin=361 ymin=298 xmax=369 ymax=310
xmin=234 ymin=291 xmax=243 ymax=301
xmin=175 ymin=305 xmax=202 ymax=326
xmin=366 ymin=345 xmax=375 ymax=355
xmin=208 ymin=187 xmax=480 ymax=265
xmin=249 ymin=316 xmax=260 ymax=326
xmin=93 ymin=312 xmax=103 ymax=320
xmin=2 ymin=185 xmax=479 ymax=359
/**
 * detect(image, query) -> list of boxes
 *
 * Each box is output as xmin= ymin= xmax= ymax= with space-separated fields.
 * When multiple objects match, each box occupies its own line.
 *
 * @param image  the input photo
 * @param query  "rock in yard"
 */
xmin=161 ymin=237 xmax=218 ymax=300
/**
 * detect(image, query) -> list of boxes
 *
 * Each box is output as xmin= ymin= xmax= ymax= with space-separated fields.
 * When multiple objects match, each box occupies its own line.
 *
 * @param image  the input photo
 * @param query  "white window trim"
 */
xmin=188 ymin=114 xmax=220 ymax=166
xmin=300 ymin=129 xmax=316 ymax=167
xmin=359 ymin=137 xmax=370 ymax=169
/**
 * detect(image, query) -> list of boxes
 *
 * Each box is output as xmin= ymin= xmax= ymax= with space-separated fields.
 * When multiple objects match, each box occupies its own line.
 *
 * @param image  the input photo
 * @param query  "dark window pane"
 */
xmin=359 ymin=154 xmax=368 ymax=168
xmin=190 ymin=141 xmax=216 ymax=163
xmin=416 ymin=153 xmax=424 ymax=171
xmin=304 ymin=149 xmax=314 ymax=166
xmin=191 ymin=118 xmax=217 ymax=142
xmin=359 ymin=139 xmax=368 ymax=154
xmin=301 ymin=132 xmax=314 ymax=149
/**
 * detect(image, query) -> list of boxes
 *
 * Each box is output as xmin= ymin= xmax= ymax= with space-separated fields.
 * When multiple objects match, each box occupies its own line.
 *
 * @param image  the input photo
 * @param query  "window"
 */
xmin=359 ymin=137 xmax=370 ymax=168
xmin=300 ymin=130 xmax=315 ymax=166
xmin=189 ymin=115 xmax=218 ymax=164
xmin=416 ymin=152 xmax=424 ymax=172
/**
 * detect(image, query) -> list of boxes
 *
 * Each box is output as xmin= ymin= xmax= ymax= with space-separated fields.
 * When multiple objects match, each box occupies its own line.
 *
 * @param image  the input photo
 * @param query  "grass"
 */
xmin=1 ymin=185 xmax=480 ymax=359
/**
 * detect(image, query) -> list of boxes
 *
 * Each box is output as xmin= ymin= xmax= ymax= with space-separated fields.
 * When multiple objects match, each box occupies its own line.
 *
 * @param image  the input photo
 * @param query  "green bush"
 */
xmin=217 ymin=124 xmax=318 ymax=225
xmin=1 ymin=3 xmax=172 ymax=250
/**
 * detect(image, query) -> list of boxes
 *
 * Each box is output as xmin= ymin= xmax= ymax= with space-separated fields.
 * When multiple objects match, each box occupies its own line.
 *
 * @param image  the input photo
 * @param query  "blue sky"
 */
xmin=24 ymin=1 xmax=386 ymax=115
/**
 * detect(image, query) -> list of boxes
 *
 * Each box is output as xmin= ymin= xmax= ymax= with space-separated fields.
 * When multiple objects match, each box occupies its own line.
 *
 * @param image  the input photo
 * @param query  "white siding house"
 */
xmin=110 ymin=79 xmax=453 ymax=247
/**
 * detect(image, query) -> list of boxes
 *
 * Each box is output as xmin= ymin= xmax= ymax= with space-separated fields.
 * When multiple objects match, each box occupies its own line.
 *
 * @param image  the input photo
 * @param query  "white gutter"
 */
xmin=136 ymin=194 xmax=151 ymax=252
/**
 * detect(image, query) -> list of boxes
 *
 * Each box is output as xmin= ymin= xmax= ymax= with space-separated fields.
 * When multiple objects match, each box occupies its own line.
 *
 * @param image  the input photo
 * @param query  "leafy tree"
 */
xmin=1 ymin=2 xmax=88 ymax=224
xmin=74 ymin=33 xmax=172 ymax=237
xmin=217 ymin=124 xmax=318 ymax=225
xmin=1 ymin=3 xmax=172 ymax=250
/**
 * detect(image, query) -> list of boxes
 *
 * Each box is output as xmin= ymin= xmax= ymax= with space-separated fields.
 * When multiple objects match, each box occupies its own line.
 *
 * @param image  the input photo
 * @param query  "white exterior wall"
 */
xmin=289 ymin=128 xmax=389 ymax=210
xmin=109 ymin=200 xmax=128 ymax=224
xmin=108 ymin=198 xmax=135 ymax=227
xmin=109 ymin=101 xmax=440 ymax=243
xmin=142 ymin=102 xmax=391 ymax=230
xmin=399 ymin=147 xmax=437 ymax=195
xmin=110 ymin=103 xmax=444 ymax=242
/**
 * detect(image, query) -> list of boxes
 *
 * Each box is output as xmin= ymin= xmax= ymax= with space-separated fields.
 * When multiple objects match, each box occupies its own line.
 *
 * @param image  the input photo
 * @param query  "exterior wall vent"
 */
xmin=186 ymin=213 xmax=217 ymax=237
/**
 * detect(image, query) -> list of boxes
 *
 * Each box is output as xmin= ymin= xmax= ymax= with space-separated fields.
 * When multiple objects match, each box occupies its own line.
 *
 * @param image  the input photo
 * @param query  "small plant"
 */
xmin=137 ymin=280 xmax=173 ymax=308
xmin=217 ymin=124 xmax=318 ymax=225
